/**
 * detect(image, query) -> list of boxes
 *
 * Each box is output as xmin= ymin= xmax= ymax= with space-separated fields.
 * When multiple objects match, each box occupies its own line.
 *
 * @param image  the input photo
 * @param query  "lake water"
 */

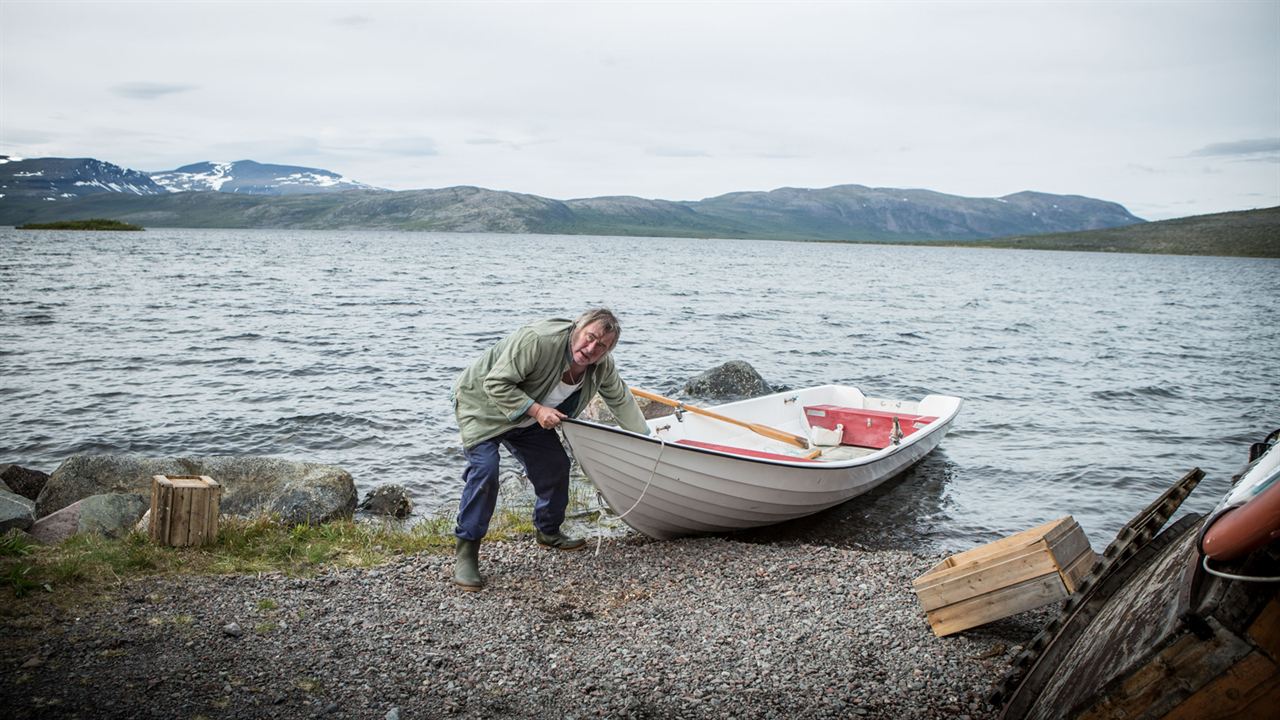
xmin=2 ymin=228 xmax=1277 ymax=553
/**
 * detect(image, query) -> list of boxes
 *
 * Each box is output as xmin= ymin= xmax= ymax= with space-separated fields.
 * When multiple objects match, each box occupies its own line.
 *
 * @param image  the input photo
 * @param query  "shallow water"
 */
xmin=2 ymin=228 xmax=1277 ymax=553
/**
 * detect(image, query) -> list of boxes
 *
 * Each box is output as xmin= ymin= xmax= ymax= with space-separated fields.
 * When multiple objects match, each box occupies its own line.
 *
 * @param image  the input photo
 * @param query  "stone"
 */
xmin=0 ymin=488 xmax=36 ymax=532
xmin=36 ymin=455 xmax=357 ymax=525
xmin=0 ymin=464 xmax=50 ymax=501
xmin=580 ymin=394 xmax=674 ymax=426
xmin=28 ymin=493 xmax=149 ymax=544
xmin=358 ymin=484 xmax=413 ymax=519
xmin=681 ymin=361 xmax=773 ymax=400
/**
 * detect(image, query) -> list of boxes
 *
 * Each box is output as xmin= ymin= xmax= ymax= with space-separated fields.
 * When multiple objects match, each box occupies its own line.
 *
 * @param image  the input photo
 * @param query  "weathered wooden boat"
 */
xmin=560 ymin=384 xmax=962 ymax=539
xmin=996 ymin=433 xmax=1280 ymax=720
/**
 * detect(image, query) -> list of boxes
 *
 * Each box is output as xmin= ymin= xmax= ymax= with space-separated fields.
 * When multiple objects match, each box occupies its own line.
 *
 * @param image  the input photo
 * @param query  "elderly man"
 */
xmin=450 ymin=308 xmax=650 ymax=590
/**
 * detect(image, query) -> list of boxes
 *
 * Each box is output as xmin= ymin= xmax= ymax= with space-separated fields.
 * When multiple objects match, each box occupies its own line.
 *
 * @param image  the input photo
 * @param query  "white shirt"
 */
xmin=516 ymin=378 xmax=583 ymax=428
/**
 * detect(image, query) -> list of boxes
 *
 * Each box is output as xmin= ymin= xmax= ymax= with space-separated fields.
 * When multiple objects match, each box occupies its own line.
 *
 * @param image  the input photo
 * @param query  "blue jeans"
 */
xmin=454 ymin=423 xmax=572 ymax=541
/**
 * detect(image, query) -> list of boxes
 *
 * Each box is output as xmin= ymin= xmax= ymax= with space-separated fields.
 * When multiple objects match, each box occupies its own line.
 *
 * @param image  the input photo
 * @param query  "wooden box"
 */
xmin=150 ymin=474 xmax=222 ymax=547
xmin=913 ymin=515 xmax=1097 ymax=637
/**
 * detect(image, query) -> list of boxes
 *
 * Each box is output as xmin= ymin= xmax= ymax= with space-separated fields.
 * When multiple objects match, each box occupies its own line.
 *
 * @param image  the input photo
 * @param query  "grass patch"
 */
xmin=0 ymin=474 xmax=612 ymax=614
xmin=0 ymin=514 xmax=458 ymax=612
xmin=1 ymin=529 xmax=36 ymax=558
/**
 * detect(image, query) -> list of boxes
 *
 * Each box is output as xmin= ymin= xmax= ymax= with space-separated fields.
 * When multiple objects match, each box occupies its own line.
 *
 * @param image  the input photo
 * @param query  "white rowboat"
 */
xmin=561 ymin=384 xmax=962 ymax=539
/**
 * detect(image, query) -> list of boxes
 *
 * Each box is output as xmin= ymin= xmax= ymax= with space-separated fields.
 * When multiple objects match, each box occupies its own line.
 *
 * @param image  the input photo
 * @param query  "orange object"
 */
xmin=1201 ymin=477 xmax=1280 ymax=562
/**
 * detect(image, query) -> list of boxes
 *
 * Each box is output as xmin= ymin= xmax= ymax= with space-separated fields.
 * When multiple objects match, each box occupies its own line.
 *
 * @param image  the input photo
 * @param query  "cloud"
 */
xmin=111 ymin=82 xmax=198 ymax=100
xmin=647 ymin=146 xmax=710 ymax=158
xmin=1188 ymin=138 xmax=1280 ymax=157
xmin=374 ymin=137 xmax=439 ymax=156
xmin=464 ymin=137 xmax=553 ymax=151
xmin=334 ymin=15 xmax=372 ymax=27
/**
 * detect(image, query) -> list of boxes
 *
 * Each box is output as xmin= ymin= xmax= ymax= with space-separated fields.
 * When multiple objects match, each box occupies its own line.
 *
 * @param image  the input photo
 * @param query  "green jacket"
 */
xmin=451 ymin=318 xmax=650 ymax=448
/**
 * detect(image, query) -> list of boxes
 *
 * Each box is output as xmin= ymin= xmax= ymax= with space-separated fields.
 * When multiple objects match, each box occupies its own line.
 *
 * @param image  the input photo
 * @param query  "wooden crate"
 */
xmin=150 ymin=474 xmax=222 ymax=547
xmin=913 ymin=515 xmax=1097 ymax=637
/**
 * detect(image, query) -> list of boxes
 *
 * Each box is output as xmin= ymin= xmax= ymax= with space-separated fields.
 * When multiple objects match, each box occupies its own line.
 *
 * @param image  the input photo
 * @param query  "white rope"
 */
xmin=594 ymin=433 xmax=667 ymax=556
xmin=1201 ymin=553 xmax=1280 ymax=582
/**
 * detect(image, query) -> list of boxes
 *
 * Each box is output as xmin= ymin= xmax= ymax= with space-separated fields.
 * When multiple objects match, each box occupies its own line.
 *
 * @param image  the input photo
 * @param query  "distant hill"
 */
xmin=0 ymin=156 xmax=166 ymax=200
xmin=149 ymin=160 xmax=381 ymax=195
xmin=942 ymin=206 xmax=1280 ymax=258
xmin=0 ymin=156 xmax=1146 ymax=242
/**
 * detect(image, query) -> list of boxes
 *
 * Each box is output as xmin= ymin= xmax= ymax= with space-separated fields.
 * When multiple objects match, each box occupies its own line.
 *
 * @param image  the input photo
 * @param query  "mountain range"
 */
xmin=0 ymin=155 xmax=1146 ymax=241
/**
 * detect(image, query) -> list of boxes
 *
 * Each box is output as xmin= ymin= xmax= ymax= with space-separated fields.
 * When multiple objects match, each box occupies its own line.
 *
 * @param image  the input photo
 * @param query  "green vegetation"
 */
xmin=0 ymin=467 xmax=619 ymax=616
xmin=17 ymin=218 xmax=143 ymax=231
xmin=0 ymin=491 xmax=589 ymax=613
xmin=0 ymin=516 xmax=437 ymax=611
xmin=920 ymin=206 xmax=1280 ymax=258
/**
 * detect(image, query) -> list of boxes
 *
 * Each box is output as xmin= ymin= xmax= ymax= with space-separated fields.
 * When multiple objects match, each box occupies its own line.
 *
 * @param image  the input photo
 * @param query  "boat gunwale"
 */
xmin=562 ymin=392 xmax=960 ymax=470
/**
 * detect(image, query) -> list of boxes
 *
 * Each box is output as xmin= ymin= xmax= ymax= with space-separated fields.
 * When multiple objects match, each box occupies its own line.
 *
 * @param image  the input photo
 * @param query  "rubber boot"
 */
xmin=453 ymin=538 xmax=483 ymax=591
xmin=535 ymin=529 xmax=587 ymax=550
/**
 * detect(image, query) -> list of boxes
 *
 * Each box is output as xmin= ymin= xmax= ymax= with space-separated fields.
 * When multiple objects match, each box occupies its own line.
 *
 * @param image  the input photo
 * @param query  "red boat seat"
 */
xmin=803 ymin=405 xmax=938 ymax=449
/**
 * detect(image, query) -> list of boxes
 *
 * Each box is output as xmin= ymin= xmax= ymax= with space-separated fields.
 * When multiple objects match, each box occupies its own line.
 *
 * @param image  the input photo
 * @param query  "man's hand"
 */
xmin=529 ymin=403 xmax=567 ymax=429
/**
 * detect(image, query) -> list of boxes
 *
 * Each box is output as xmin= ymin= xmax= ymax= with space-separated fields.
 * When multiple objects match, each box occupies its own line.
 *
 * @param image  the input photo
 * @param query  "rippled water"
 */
xmin=2 ymin=228 xmax=1277 ymax=552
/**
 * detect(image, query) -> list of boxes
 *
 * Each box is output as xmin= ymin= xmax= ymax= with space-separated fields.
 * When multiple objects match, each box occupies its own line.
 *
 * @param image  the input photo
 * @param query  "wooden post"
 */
xmin=150 ymin=475 xmax=222 ymax=546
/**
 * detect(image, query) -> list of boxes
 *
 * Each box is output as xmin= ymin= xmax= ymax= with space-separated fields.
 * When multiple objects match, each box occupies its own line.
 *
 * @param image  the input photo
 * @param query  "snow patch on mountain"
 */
xmin=151 ymin=162 xmax=236 ymax=193
xmin=149 ymin=160 xmax=379 ymax=195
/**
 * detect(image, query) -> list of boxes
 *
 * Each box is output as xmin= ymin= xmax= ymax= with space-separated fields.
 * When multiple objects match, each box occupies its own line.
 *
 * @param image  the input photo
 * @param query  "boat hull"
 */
xmin=562 ymin=385 xmax=961 ymax=539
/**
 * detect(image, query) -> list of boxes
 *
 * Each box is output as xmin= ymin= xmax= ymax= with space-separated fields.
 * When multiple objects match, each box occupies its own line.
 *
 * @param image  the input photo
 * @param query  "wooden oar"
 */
xmin=631 ymin=388 xmax=811 ymax=450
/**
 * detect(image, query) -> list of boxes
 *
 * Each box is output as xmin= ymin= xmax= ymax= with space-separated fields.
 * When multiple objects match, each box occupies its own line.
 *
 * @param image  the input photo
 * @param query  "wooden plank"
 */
xmin=188 ymin=484 xmax=209 ymax=545
xmin=1040 ymin=516 xmax=1081 ymax=549
xmin=1076 ymin=621 xmax=1253 ymax=720
xmin=926 ymin=573 xmax=1067 ymax=637
xmin=915 ymin=547 xmax=1060 ymax=612
xmin=938 ymin=516 xmax=1068 ymax=568
xmin=149 ymin=477 xmax=161 ymax=543
xmin=170 ymin=485 xmax=191 ymax=547
xmin=1247 ymin=595 xmax=1280 ymax=660
xmin=204 ymin=477 xmax=221 ymax=545
xmin=1160 ymin=651 xmax=1280 ymax=720
xmin=155 ymin=479 xmax=173 ymax=545
xmin=915 ymin=538 xmax=1051 ymax=592
xmin=1061 ymin=549 xmax=1099 ymax=594
xmin=1046 ymin=520 xmax=1093 ymax=569
xmin=149 ymin=475 xmax=161 ymax=542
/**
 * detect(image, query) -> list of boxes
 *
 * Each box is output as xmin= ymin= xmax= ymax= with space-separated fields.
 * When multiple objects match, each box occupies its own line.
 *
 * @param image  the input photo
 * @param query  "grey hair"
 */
xmin=573 ymin=307 xmax=622 ymax=350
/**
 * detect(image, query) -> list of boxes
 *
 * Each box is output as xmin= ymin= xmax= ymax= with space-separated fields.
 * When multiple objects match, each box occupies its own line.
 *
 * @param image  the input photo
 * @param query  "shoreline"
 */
xmin=1 ymin=534 xmax=1055 ymax=719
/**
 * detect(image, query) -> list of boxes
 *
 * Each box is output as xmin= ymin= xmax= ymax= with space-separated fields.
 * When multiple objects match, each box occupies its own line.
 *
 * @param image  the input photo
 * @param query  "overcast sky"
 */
xmin=3 ymin=1 xmax=1277 ymax=220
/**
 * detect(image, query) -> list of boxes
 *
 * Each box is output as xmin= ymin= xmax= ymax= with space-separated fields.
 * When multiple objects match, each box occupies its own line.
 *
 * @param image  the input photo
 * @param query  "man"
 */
xmin=450 ymin=308 xmax=650 ymax=590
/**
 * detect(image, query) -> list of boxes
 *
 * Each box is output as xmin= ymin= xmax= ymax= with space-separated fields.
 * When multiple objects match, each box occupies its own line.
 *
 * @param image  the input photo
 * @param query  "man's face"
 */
xmin=570 ymin=320 xmax=616 ymax=367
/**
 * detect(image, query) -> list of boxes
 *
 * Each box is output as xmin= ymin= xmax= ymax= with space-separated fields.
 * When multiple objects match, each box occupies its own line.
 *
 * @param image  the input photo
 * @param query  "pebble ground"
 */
xmin=1 ymin=535 xmax=1054 ymax=719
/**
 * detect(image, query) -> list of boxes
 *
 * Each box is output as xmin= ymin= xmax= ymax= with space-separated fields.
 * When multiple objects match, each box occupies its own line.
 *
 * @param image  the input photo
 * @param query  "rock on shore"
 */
xmin=0 ymin=536 xmax=1052 ymax=719
xmin=36 ymin=454 xmax=356 ymax=525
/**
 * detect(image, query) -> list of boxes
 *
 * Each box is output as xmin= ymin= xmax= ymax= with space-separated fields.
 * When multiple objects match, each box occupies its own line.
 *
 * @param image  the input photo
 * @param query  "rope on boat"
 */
xmin=593 ymin=434 xmax=668 ymax=556
xmin=1201 ymin=554 xmax=1280 ymax=583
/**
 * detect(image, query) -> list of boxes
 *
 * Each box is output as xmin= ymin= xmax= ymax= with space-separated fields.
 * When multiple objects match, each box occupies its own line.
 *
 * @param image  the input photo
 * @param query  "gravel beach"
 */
xmin=1 ymin=535 xmax=1054 ymax=720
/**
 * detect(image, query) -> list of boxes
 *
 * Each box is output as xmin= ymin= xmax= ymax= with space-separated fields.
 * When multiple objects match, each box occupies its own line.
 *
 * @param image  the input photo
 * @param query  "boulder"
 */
xmin=358 ymin=484 xmax=413 ymax=519
xmin=682 ymin=361 xmax=773 ymax=400
xmin=28 ymin=493 xmax=149 ymax=544
xmin=580 ymin=394 xmax=674 ymax=426
xmin=36 ymin=455 xmax=357 ymax=526
xmin=0 ymin=488 xmax=36 ymax=532
xmin=0 ymin=464 xmax=50 ymax=501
